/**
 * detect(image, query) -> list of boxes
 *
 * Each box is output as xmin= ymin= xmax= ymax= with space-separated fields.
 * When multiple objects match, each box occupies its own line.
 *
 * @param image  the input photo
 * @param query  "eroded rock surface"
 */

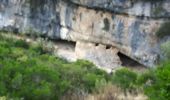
xmin=75 ymin=41 xmax=122 ymax=72
xmin=71 ymin=0 xmax=170 ymax=18
xmin=0 ymin=0 xmax=169 ymax=70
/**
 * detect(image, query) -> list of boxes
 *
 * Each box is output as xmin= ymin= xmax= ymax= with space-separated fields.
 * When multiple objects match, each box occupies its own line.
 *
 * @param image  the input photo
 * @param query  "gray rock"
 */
xmin=0 ymin=0 xmax=169 ymax=69
xmin=70 ymin=0 xmax=170 ymax=18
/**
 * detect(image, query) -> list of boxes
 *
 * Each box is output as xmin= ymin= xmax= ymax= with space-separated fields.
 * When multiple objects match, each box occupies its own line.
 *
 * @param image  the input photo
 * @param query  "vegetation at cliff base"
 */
xmin=0 ymin=32 xmax=170 ymax=100
xmin=0 ymin=33 xmax=109 ymax=99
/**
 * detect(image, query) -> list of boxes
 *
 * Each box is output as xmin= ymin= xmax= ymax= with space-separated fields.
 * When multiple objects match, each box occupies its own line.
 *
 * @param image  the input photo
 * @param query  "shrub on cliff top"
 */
xmin=160 ymin=41 xmax=170 ymax=60
xmin=156 ymin=22 xmax=170 ymax=39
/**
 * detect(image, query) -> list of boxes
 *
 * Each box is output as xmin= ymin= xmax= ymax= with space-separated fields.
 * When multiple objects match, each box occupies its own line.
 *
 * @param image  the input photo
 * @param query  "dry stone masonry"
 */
xmin=0 ymin=0 xmax=170 ymax=71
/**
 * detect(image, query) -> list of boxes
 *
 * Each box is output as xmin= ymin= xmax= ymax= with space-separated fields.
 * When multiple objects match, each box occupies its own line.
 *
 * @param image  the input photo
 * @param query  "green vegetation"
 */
xmin=116 ymin=62 xmax=170 ymax=100
xmin=156 ymin=22 xmax=170 ymax=39
xmin=153 ymin=6 xmax=165 ymax=16
xmin=111 ymin=61 xmax=170 ymax=100
xmin=112 ymin=68 xmax=138 ymax=93
xmin=161 ymin=41 xmax=170 ymax=60
xmin=143 ymin=61 xmax=170 ymax=100
xmin=0 ymin=32 xmax=170 ymax=100
xmin=102 ymin=18 xmax=110 ymax=31
xmin=0 ymin=33 xmax=109 ymax=99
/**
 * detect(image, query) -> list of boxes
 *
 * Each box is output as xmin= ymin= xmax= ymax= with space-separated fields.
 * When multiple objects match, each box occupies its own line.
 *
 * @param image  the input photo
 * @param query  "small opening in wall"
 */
xmin=13 ymin=28 xmax=19 ymax=34
xmin=106 ymin=45 xmax=112 ymax=49
xmin=47 ymin=38 xmax=76 ymax=52
xmin=95 ymin=43 xmax=99 ymax=46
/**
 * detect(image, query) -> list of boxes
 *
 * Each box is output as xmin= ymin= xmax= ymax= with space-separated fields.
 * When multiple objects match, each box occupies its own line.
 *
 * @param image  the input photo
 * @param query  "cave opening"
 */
xmin=95 ymin=43 xmax=99 ymax=46
xmin=117 ymin=52 xmax=145 ymax=68
xmin=106 ymin=45 xmax=112 ymax=49
xmin=52 ymin=39 xmax=76 ymax=51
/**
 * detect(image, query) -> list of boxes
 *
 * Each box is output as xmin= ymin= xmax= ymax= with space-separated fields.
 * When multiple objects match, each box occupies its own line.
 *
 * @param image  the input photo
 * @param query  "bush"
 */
xmin=29 ymin=43 xmax=46 ymax=55
xmin=161 ymin=41 xmax=170 ymax=60
xmin=156 ymin=22 xmax=170 ymax=39
xmin=58 ymin=60 xmax=109 ymax=92
xmin=111 ymin=68 xmax=138 ymax=92
xmin=0 ymin=46 xmax=11 ymax=59
xmin=0 ymin=34 xmax=109 ymax=99
xmin=143 ymin=61 xmax=170 ymax=100
xmin=2 ymin=32 xmax=170 ymax=100
xmin=136 ymin=70 xmax=156 ymax=86
xmin=0 ymin=58 xmax=70 ymax=100
xmin=14 ymin=39 xmax=29 ymax=49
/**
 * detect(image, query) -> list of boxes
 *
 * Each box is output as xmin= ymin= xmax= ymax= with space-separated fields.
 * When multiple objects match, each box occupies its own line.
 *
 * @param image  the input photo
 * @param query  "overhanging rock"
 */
xmin=75 ymin=41 xmax=122 ymax=72
xmin=0 ymin=0 xmax=170 ymax=69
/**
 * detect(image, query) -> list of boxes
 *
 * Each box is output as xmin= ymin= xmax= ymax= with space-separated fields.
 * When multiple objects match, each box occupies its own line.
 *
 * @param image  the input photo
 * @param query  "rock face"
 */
xmin=0 ymin=0 xmax=170 ymax=70
xmin=75 ymin=41 xmax=122 ymax=72
xmin=71 ymin=0 xmax=170 ymax=18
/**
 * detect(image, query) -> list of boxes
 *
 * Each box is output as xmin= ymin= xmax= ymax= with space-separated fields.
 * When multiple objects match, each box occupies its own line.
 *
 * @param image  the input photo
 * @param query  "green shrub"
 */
xmin=58 ymin=60 xmax=108 ymax=92
xmin=102 ymin=18 xmax=110 ymax=31
xmin=156 ymin=22 xmax=170 ymax=39
xmin=29 ymin=43 xmax=46 ymax=54
xmin=143 ymin=61 xmax=170 ymax=100
xmin=153 ymin=6 xmax=165 ymax=16
xmin=0 ymin=58 xmax=70 ymax=100
xmin=160 ymin=41 xmax=170 ymax=60
xmin=0 ymin=47 xmax=11 ymax=59
xmin=1 ymin=31 xmax=170 ymax=100
xmin=14 ymin=39 xmax=29 ymax=49
xmin=11 ymin=48 xmax=25 ymax=58
xmin=0 ymin=34 xmax=110 ymax=99
xmin=111 ymin=68 xmax=138 ymax=92
xmin=136 ymin=70 xmax=156 ymax=86
xmin=82 ymin=73 xmax=104 ymax=92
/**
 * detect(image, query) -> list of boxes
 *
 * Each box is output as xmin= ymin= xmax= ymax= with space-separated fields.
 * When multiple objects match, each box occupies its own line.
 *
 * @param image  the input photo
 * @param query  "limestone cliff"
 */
xmin=0 ymin=0 xmax=169 ymax=70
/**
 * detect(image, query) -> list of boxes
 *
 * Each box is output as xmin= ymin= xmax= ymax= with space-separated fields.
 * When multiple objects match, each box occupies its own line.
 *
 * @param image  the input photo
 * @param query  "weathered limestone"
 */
xmin=60 ymin=4 xmax=164 ymax=67
xmin=70 ymin=0 xmax=170 ymax=18
xmin=75 ymin=41 xmax=122 ymax=72
xmin=0 ymin=0 xmax=169 ymax=70
xmin=0 ymin=0 xmax=61 ymax=38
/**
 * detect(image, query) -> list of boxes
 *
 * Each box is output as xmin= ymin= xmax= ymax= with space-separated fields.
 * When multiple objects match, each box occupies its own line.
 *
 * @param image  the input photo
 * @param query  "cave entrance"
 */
xmin=52 ymin=39 xmax=76 ymax=52
xmin=117 ymin=52 xmax=145 ymax=68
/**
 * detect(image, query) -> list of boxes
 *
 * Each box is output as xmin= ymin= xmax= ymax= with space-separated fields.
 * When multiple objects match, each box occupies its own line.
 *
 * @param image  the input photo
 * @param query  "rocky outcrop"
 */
xmin=71 ymin=0 xmax=170 ymax=18
xmin=75 ymin=41 xmax=122 ymax=72
xmin=0 ymin=0 xmax=61 ymax=38
xmin=0 ymin=0 xmax=169 ymax=70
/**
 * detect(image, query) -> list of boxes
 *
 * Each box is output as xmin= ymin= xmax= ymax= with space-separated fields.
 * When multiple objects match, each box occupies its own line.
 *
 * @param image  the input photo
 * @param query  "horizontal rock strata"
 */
xmin=0 ymin=0 xmax=170 ymax=70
